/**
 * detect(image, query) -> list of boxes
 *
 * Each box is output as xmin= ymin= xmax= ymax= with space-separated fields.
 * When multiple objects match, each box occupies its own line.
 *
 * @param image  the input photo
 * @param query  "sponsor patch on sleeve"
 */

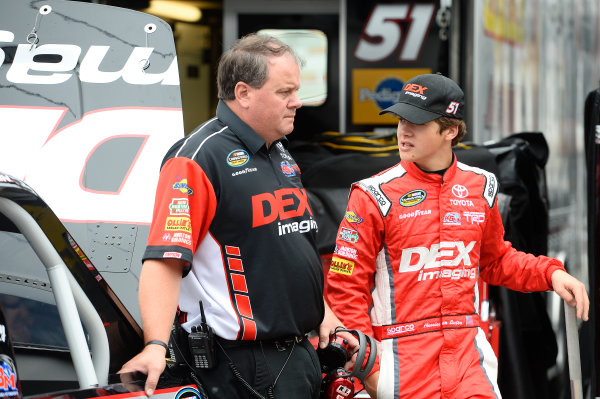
xmin=330 ymin=256 xmax=355 ymax=275
xmin=338 ymin=227 xmax=359 ymax=243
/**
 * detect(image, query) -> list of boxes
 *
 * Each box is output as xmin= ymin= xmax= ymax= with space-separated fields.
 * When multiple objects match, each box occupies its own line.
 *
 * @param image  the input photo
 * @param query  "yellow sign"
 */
xmin=352 ymin=68 xmax=431 ymax=125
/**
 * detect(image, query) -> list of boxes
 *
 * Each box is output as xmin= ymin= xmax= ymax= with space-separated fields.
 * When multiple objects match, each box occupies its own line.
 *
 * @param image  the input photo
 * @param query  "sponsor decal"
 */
xmin=344 ymin=210 xmax=363 ymax=228
xmin=464 ymin=211 xmax=485 ymax=224
xmin=163 ymin=251 xmax=182 ymax=259
xmin=165 ymin=216 xmax=191 ymax=233
xmin=171 ymin=232 xmax=192 ymax=246
xmin=338 ymin=227 xmax=359 ymax=243
xmin=227 ymin=149 xmax=249 ymax=167
xmin=330 ymin=256 xmax=354 ymax=275
xmin=334 ymin=245 xmax=358 ymax=260
xmin=487 ymin=175 xmax=497 ymax=200
xmin=162 ymin=232 xmax=172 ymax=241
xmin=172 ymin=178 xmax=193 ymax=195
xmin=365 ymin=184 xmax=390 ymax=209
xmin=0 ymin=355 xmax=18 ymax=397
xmin=0 ymin=40 xmax=178 ymax=86
xmin=232 ymin=167 xmax=258 ymax=177
xmin=387 ymin=324 xmax=415 ymax=336
xmin=451 ymin=184 xmax=469 ymax=198
xmin=399 ymin=209 xmax=431 ymax=220
xmin=175 ymin=387 xmax=203 ymax=399
xmin=280 ymin=161 xmax=300 ymax=177
xmin=0 ymin=175 xmax=14 ymax=183
xmin=398 ymin=241 xmax=477 ymax=281
xmin=399 ymin=189 xmax=427 ymax=207
xmin=403 ymin=82 xmax=428 ymax=100
xmin=251 ymin=188 xmax=312 ymax=227
xmin=277 ymin=216 xmax=318 ymax=236
xmin=449 ymin=198 xmax=474 ymax=207
xmin=466 ymin=315 xmax=474 ymax=326
xmin=352 ymin=68 xmax=431 ymax=125
xmin=169 ymin=198 xmax=190 ymax=216
xmin=443 ymin=212 xmax=461 ymax=225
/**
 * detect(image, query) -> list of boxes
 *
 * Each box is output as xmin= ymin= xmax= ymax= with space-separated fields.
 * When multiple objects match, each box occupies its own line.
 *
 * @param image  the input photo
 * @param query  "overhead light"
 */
xmin=144 ymin=0 xmax=202 ymax=23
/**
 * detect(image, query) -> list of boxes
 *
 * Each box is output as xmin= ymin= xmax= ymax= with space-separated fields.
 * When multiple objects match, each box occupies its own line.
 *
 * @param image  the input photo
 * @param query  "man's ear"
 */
xmin=444 ymin=125 xmax=459 ymax=142
xmin=234 ymin=82 xmax=251 ymax=108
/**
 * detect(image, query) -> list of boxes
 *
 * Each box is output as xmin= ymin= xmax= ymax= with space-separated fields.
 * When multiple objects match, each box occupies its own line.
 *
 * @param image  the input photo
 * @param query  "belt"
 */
xmin=216 ymin=335 xmax=306 ymax=351
xmin=373 ymin=314 xmax=480 ymax=340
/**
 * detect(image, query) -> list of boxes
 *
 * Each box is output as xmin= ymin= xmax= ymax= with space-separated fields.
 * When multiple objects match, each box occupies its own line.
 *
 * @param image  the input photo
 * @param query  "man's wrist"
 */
xmin=145 ymin=339 xmax=169 ymax=351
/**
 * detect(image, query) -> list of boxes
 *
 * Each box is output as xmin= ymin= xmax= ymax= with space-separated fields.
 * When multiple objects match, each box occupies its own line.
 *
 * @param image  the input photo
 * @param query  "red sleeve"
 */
xmin=145 ymin=157 xmax=217 ymax=266
xmin=325 ymin=186 xmax=384 ymax=372
xmin=479 ymin=198 xmax=565 ymax=291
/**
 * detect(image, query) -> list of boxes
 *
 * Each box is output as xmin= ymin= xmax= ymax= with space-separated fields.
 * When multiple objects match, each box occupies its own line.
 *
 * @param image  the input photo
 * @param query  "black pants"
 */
xmin=190 ymin=337 xmax=321 ymax=399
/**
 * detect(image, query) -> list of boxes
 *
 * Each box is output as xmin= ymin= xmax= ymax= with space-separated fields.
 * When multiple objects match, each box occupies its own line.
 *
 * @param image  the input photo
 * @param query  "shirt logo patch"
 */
xmin=338 ymin=227 xmax=359 ymax=243
xmin=169 ymin=198 xmax=190 ymax=216
xmin=165 ymin=216 xmax=191 ymax=233
xmin=227 ymin=149 xmax=250 ymax=167
xmin=399 ymin=189 xmax=427 ymax=207
xmin=330 ymin=256 xmax=355 ymax=275
xmin=344 ymin=211 xmax=363 ymax=228
xmin=172 ymin=178 xmax=193 ymax=195
xmin=452 ymin=184 xmax=469 ymax=198
xmin=334 ymin=245 xmax=358 ymax=260
xmin=464 ymin=211 xmax=485 ymax=224
xmin=280 ymin=161 xmax=300 ymax=177
xmin=443 ymin=212 xmax=461 ymax=225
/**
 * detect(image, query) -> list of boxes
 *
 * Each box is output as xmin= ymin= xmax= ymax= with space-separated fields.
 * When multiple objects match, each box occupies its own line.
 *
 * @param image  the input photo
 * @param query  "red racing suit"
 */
xmin=325 ymin=157 xmax=564 ymax=399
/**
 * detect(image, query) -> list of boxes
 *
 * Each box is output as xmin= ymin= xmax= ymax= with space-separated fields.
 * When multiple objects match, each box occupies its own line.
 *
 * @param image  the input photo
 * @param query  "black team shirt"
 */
xmin=143 ymin=100 xmax=324 ymax=340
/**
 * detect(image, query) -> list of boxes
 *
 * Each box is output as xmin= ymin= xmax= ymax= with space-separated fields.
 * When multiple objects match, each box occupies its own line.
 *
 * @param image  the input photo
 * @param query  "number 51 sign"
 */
xmin=347 ymin=2 xmax=441 ymax=128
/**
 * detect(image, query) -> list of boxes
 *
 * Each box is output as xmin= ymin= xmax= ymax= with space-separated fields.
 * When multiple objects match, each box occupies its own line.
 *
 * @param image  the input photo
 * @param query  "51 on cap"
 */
xmin=379 ymin=73 xmax=464 ymax=124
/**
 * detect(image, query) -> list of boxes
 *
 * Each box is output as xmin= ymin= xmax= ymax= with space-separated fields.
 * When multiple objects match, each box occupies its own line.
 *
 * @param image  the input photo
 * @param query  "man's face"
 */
xmin=396 ymin=118 xmax=454 ymax=171
xmin=245 ymin=53 xmax=302 ymax=143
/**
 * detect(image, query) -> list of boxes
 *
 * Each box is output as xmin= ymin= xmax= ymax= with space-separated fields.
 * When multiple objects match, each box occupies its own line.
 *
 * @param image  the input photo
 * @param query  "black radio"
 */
xmin=187 ymin=301 xmax=217 ymax=369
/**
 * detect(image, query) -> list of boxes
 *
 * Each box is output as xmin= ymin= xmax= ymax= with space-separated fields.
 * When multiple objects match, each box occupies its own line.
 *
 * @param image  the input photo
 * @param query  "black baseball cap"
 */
xmin=379 ymin=73 xmax=464 ymax=124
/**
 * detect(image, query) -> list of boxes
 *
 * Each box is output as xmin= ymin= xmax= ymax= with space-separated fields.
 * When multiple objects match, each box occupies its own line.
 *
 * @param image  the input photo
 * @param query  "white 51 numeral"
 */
xmin=354 ymin=3 xmax=435 ymax=62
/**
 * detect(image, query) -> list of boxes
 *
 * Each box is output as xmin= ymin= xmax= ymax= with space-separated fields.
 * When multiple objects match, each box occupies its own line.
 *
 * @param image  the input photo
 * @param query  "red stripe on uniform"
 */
xmin=228 ymin=257 xmax=244 ymax=271
xmin=231 ymin=273 xmax=248 ymax=293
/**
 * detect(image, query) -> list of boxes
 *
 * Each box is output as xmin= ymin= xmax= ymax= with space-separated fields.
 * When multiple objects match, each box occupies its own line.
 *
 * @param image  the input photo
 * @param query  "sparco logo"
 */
xmin=451 ymin=184 xmax=469 ymax=198
xmin=0 ymin=32 xmax=178 ymax=85
xmin=366 ymin=184 xmax=387 ymax=207
xmin=387 ymin=324 xmax=415 ymax=335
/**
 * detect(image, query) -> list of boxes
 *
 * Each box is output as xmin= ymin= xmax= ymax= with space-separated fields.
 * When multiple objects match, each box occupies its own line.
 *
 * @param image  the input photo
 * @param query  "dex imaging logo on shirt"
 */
xmin=398 ymin=241 xmax=477 ymax=281
xmin=251 ymin=188 xmax=317 ymax=236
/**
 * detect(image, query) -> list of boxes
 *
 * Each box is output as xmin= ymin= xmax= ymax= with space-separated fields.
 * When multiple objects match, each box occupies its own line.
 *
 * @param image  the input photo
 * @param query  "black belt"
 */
xmin=217 ymin=335 xmax=306 ymax=351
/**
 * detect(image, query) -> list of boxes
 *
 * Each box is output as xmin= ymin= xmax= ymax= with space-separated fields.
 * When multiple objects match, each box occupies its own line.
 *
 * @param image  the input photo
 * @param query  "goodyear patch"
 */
xmin=338 ymin=227 xmax=359 ymax=243
xmin=227 ymin=149 xmax=250 ymax=167
xmin=330 ymin=256 xmax=355 ymax=275
xmin=399 ymin=189 xmax=426 ymax=207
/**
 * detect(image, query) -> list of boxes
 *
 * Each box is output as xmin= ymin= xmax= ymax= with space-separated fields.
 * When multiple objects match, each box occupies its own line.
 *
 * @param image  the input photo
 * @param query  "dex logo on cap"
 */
xmin=403 ymin=83 xmax=428 ymax=95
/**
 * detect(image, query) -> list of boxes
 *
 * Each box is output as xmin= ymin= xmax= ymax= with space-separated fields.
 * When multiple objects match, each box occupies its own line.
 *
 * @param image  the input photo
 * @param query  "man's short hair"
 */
xmin=217 ymin=33 xmax=304 ymax=100
xmin=436 ymin=116 xmax=467 ymax=146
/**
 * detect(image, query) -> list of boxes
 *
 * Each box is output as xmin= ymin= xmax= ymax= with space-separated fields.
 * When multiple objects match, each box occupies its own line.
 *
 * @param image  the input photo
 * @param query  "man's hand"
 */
xmin=118 ymin=344 xmax=167 ymax=396
xmin=551 ymin=269 xmax=590 ymax=321
xmin=319 ymin=299 xmax=360 ymax=370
